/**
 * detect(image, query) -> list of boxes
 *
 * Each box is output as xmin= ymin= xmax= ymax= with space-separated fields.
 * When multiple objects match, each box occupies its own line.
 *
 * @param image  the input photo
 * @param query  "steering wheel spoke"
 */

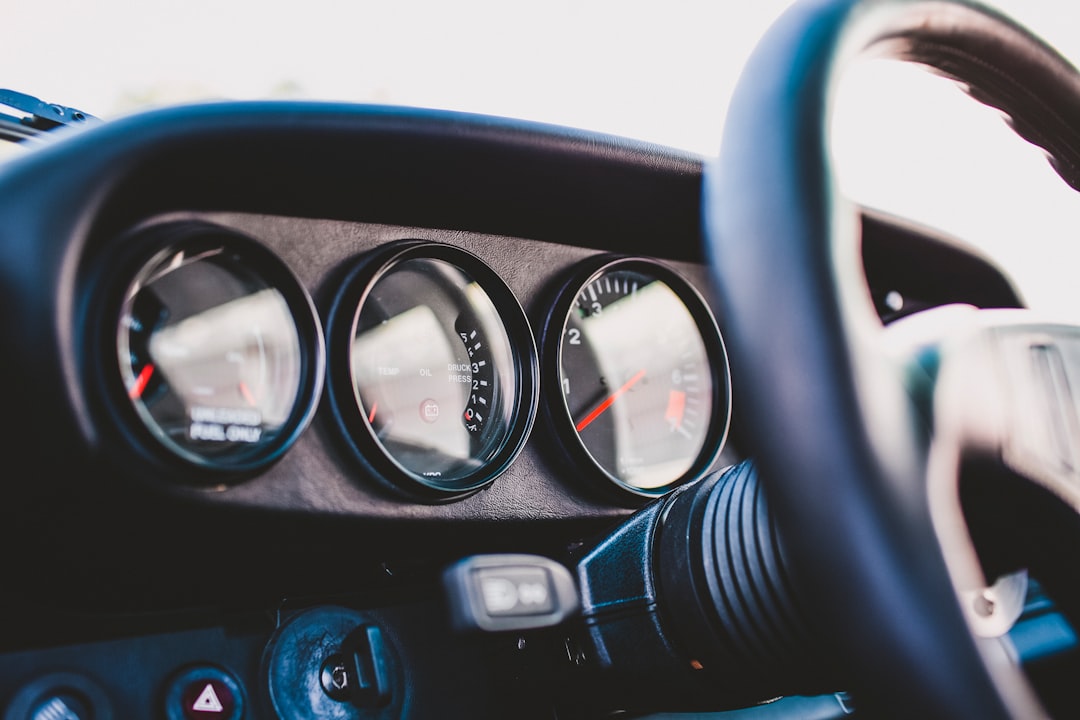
xmin=918 ymin=310 xmax=1080 ymax=632
xmin=888 ymin=308 xmax=1080 ymax=642
xmin=991 ymin=322 xmax=1080 ymax=507
xmin=918 ymin=310 xmax=1080 ymax=515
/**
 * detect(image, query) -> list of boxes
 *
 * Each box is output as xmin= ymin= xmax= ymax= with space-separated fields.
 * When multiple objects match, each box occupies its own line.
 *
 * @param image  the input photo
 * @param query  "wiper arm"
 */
xmin=0 ymin=89 xmax=99 ymax=144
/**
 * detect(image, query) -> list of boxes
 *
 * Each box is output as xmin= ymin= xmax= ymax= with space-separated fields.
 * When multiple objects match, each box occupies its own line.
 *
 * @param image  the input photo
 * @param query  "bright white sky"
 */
xmin=4 ymin=0 xmax=1080 ymax=314
xmin=4 ymin=0 xmax=790 ymax=151
xmin=832 ymin=1 xmax=1080 ymax=317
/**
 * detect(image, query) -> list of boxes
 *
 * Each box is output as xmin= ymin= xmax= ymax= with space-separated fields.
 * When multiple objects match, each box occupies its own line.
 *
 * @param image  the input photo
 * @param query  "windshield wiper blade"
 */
xmin=0 ymin=89 xmax=99 ymax=144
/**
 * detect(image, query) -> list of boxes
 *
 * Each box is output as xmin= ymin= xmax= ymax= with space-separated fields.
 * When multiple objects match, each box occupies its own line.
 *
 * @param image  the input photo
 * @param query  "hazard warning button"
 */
xmin=163 ymin=665 xmax=244 ymax=720
xmin=185 ymin=681 xmax=229 ymax=714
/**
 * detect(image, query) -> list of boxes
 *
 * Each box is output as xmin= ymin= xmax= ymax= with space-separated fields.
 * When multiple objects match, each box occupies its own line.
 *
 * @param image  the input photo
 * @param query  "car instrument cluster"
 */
xmin=105 ymin=221 xmax=731 ymax=501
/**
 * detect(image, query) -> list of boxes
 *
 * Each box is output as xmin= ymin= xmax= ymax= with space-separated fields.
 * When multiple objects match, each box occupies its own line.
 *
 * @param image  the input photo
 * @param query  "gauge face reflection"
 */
xmin=346 ymin=250 xmax=532 ymax=493
xmin=557 ymin=261 xmax=729 ymax=494
xmin=117 ymin=240 xmax=313 ymax=470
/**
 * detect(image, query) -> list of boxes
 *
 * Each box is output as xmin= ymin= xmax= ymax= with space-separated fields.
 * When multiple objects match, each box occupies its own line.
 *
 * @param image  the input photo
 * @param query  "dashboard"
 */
xmin=0 ymin=102 xmax=1030 ymax=718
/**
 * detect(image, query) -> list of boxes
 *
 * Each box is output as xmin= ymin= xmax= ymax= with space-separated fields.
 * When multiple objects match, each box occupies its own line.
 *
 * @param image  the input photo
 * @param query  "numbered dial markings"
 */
xmin=556 ymin=262 xmax=728 ymax=494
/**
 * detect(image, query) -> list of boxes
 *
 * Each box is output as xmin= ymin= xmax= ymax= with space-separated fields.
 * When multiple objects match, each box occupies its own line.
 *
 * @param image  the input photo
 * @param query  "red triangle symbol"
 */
xmin=192 ymin=683 xmax=225 ymax=713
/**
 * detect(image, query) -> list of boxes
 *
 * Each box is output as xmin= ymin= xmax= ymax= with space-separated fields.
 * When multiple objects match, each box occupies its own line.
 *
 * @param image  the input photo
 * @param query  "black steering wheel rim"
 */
xmin=704 ymin=0 xmax=1080 ymax=716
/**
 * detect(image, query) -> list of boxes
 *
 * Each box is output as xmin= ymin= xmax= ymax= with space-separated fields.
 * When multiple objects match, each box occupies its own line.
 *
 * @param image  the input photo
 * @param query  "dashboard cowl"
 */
xmin=0 ymin=103 xmax=702 ymax=522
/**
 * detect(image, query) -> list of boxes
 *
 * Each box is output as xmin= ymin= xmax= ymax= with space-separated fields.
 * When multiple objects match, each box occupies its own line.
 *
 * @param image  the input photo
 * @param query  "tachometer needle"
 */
xmin=128 ymin=363 xmax=155 ymax=400
xmin=575 ymin=369 xmax=646 ymax=432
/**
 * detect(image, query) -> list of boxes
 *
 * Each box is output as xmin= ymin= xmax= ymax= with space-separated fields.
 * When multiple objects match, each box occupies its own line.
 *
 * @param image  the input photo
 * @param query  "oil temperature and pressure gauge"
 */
xmin=545 ymin=257 xmax=730 ymax=497
xmin=114 ymin=225 xmax=324 ymax=474
xmin=328 ymin=242 xmax=538 ymax=499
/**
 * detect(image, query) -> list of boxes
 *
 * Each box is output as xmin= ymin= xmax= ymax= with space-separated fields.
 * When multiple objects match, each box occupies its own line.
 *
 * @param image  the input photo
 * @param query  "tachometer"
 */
xmin=328 ymin=242 xmax=538 ymax=499
xmin=545 ymin=257 xmax=730 ymax=497
xmin=115 ymin=224 xmax=324 ymax=474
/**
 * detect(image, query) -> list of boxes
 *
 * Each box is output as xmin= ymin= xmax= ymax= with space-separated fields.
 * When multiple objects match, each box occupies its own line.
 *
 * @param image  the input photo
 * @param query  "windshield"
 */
xmin=5 ymin=0 xmax=794 ymax=156
xmin=4 ymin=0 xmax=1080 ymax=313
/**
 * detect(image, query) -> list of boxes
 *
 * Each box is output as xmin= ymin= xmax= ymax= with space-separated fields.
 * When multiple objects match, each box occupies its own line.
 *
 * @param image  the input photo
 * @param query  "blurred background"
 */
xmin=4 ymin=0 xmax=1079 ymax=313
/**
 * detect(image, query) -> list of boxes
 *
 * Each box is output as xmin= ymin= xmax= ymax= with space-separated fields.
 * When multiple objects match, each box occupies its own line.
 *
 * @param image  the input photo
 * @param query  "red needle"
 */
xmin=575 ymin=369 xmax=646 ymax=432
xmin=238 ymin=381 xmax=257 ymax=407
xmin=128 ymin=363 xmax=155 ymax=400
xmin=368 ymin=402 xmax=378 ymax=424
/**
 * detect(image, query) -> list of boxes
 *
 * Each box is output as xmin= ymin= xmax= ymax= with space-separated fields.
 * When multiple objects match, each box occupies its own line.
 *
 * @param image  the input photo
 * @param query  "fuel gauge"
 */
xmin=116 ymin=226 xmax=323 ymax=473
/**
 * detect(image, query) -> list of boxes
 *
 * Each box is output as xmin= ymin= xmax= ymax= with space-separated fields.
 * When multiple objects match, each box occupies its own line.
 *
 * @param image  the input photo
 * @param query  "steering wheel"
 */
xmin=706 ymin=0 xmax=1080 ymax=717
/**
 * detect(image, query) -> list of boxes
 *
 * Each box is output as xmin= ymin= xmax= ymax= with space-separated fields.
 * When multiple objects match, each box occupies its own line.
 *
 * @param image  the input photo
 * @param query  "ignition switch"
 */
xmin=263 ymin=607 xmax=401 ymax=720
xmin=318 ymin=626 xmax=392 ymax=708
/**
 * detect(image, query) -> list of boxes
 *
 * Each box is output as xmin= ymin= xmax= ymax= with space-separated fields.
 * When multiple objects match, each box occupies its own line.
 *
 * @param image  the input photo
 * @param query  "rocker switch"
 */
xmin=444 ymin=554 xmax=580 ymax=632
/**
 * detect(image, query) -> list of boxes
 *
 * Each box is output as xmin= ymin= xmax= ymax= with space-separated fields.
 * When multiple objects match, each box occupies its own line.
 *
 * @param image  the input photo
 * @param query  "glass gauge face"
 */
xmin=347 ymin=253 xmax=528 ymax=491
xmin=118 ymin=242 xmax=308 ymax=469
xmin=558 ymin=262 xmax=728 ymax=494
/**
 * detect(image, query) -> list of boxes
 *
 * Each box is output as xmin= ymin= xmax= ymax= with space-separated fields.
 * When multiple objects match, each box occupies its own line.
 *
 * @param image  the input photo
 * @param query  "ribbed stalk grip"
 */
xmin=657 ymin=459 xmax=821 ymax=691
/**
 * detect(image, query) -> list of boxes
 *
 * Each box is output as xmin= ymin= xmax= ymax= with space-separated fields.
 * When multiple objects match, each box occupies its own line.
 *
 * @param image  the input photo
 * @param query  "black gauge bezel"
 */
xmin=326 ymin=241 xmax=539 ymax=501
xmin=541 ymin=255 xmax=732 ymax=501
xmin=98 ymin=222 xmax=325 ymax=479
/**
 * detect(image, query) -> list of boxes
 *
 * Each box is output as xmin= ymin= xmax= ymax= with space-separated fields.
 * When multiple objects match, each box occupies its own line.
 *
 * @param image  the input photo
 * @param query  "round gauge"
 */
xmin=328 ymin=242 xmax=538 ymax=498
xmin=546 ymin=257 xmax=730 ymax=497
xmin=115 ymin=226 xmax=323 ymax=473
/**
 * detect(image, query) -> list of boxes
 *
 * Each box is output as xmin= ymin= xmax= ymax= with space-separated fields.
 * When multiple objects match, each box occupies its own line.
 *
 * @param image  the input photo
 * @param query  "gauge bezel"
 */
xmin=100 ymin=222 xmax=325 ymax=478
xmin=541 ymin=255 xmax=732 ymax=500
xmin=326 ymin=241 xmax=539 ymax=501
